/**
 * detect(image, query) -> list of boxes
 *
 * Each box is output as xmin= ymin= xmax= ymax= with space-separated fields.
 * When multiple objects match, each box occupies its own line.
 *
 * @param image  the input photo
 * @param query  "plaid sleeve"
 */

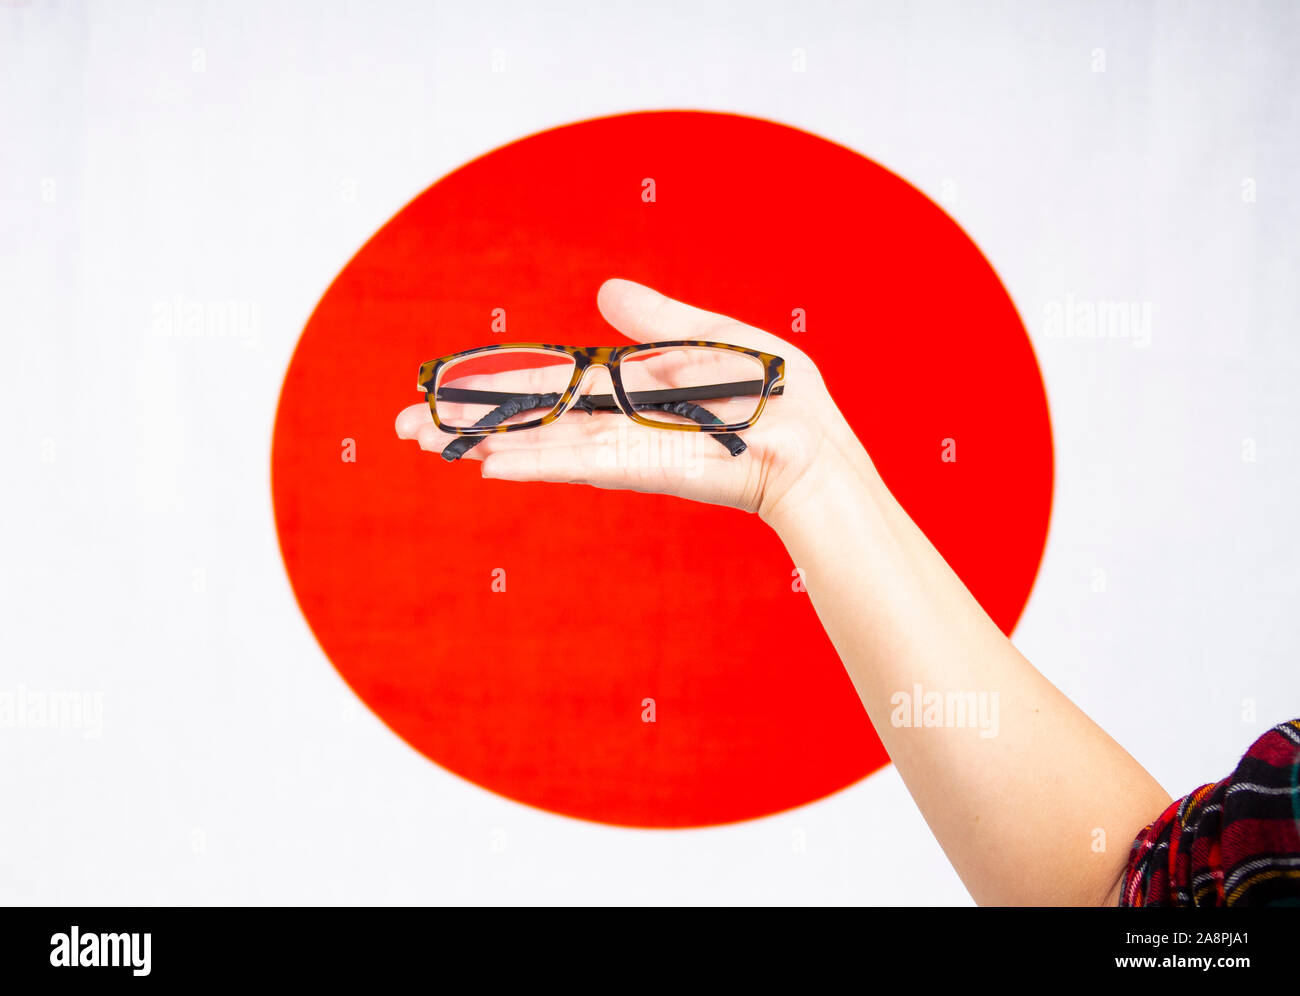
xmin=1121 ymin=719 xmax=1300 ymax=906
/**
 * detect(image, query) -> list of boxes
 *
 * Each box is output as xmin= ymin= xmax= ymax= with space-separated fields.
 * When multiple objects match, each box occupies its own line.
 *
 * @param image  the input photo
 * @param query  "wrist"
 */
xmin=759 ymin=408 xmax=885 ymax=540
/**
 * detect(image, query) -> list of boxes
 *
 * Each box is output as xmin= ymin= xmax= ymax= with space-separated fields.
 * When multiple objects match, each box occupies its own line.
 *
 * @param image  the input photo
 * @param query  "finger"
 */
xmin=478 ymin=437 xmax=742 ymax=494
xmin=396 ymin=402 xmax=432 ymax=439
xmin=412 ymin=413 xmax=618 ymax=460
xmin=432 ymin=395 xmax=560 ymax=429
xmin=412 ymin=411 xmax=603 ymax=459
xmin=412 ymin=418 xmax=468 ymax=458
xmin=596 ymin=278 xmax=791 ymax=354
xmin=416 ymin=412 xmax=734 ymax=467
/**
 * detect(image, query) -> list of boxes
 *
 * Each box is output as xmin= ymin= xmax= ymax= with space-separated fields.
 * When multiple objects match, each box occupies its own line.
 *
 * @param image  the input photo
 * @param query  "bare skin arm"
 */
xmin=396 ymin=278 xmax=1171 ymax=905
xmin=763 ymin=422 xmax=1170 ymax=905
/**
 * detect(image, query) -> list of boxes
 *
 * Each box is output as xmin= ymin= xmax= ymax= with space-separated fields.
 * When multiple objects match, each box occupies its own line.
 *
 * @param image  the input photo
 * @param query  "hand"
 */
xmin=395 ymin=278 xmax=867 ymax=522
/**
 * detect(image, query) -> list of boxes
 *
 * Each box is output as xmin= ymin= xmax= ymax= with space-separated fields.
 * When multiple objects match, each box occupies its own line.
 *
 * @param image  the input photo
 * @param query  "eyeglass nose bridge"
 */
xmin=556 ymin=353 xmax=624 ymax=417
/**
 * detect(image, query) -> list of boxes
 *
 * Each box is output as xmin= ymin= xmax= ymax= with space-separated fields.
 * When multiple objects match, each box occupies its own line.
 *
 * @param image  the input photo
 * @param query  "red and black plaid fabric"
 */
xmin=1121 ymin=719 xmax=1300 ymax=906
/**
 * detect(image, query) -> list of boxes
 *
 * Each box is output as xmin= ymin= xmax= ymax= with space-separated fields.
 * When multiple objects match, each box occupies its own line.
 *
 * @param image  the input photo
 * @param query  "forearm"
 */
xmin=764 ymin=412 xmax=1171 ymax=906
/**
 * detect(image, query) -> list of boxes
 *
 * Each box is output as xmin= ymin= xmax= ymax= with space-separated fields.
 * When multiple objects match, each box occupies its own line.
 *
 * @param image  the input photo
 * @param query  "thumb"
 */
xmin=596 ymin=278 xmax=791 ymax=355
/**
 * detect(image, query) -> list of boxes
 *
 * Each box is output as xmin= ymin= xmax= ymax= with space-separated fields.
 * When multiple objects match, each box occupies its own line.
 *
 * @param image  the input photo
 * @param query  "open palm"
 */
xmin=395 ymin=278 xmax=851 ymax=519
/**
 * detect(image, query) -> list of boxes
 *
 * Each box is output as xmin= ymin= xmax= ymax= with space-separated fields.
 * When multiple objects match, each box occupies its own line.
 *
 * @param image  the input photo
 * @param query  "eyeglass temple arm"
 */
xmin=436 ymin=382 xmax=773 ymax=462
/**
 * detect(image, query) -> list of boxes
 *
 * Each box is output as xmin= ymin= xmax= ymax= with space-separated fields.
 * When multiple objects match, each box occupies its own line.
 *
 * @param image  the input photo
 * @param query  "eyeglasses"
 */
xmin=417 ymin=341 xmax=786 ymax=462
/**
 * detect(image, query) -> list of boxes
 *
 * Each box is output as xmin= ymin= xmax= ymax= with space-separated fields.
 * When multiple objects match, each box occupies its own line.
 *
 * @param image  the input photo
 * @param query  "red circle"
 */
xmin=271 ymin=111 xmax=1053 ymax=828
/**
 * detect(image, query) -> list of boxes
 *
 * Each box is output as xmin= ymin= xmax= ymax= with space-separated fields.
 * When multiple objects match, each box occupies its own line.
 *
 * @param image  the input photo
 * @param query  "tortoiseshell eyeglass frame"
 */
xmin=418 ymin=341 xmax=786 ymax=462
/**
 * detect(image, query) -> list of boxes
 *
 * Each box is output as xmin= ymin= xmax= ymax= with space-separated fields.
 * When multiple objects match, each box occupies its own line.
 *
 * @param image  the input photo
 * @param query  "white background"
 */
xmin=2 ymin=0 xmax=1297 ymax=905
